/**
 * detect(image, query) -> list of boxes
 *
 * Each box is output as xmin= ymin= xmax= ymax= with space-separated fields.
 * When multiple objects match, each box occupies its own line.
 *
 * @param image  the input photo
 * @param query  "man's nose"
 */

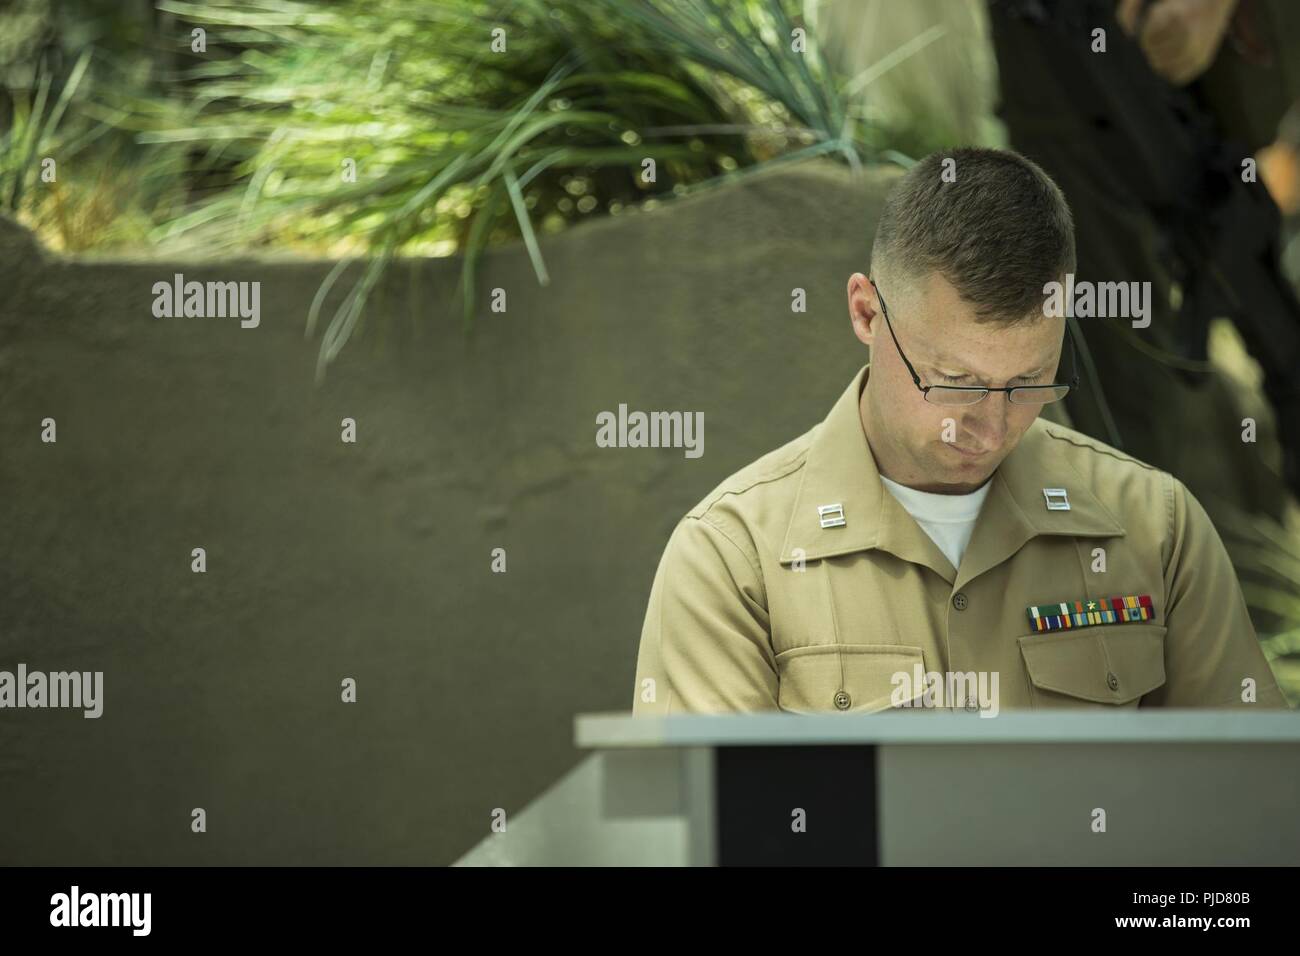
xmin=962 ymin=401 xmax=1008 ymax=449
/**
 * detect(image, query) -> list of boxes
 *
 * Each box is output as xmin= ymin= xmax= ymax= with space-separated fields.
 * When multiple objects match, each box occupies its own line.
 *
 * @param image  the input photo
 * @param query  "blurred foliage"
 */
xmin=0 ymin=0 xmax=190 ymax=251
xmin=1219 ymin=505 xmax=1300 ymax=706
xmin=131 ymin=0 xmax=943 ymax=375
xmin=808 ymin=0 xmax=1004 ymax=158
xmin=1 ymin=50 xmax=92 ymax=215
xmin=1 ymin=0 xmax=951 ymax=343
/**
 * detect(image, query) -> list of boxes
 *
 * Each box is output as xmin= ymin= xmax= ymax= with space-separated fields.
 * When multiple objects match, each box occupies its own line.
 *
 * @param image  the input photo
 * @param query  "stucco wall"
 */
xmin=0 ymin=160 xmax=901 ymax=864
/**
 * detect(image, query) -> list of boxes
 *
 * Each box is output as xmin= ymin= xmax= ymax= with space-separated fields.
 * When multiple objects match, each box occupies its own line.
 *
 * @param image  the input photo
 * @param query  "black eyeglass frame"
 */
xmin=869 ymin=278 xmax=1080 ymax=405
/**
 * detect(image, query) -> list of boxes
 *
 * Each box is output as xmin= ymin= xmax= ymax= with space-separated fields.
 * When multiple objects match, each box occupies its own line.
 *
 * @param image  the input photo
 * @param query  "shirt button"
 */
xmin=964 ymin=698 xmax=979 ymax=712
xmin=952 ymin=592 xmax=969 ymax=611
xmin=833 ymin=690 xmax=852 ymax=710
xmin=1107 ymin=672 xmax=1119 ymax=691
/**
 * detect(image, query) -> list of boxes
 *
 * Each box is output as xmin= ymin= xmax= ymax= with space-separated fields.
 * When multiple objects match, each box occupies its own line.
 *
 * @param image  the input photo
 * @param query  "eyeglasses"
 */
xmin=870 ymin=279 xmax=1079 ymax=406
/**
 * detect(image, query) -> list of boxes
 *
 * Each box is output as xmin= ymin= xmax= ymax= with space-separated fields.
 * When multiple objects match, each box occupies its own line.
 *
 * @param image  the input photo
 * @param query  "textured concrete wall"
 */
xmin=0 ymin=160 xmax=899 ymax=864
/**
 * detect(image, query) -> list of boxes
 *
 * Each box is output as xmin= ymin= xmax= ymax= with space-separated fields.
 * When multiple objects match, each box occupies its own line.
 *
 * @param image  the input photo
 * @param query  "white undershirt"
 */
xmin=879 ymin=475 xmax=992 ymax=571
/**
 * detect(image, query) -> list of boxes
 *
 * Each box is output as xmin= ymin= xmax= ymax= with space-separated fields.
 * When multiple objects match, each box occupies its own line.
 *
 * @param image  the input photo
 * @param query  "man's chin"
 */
xmin=930 ymin=443 xmax=1002 ymax=487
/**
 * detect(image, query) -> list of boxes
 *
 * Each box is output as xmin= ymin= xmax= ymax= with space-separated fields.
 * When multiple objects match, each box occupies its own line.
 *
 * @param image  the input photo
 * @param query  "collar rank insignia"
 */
xmin=1027 ymin=595 xmax=1156 ymax=632
xmin=817 ymin=503 xmax=846 ymax=529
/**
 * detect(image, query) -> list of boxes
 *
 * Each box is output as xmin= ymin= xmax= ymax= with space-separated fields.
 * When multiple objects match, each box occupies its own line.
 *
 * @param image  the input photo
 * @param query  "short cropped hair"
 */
xmin=870 ymin=147 xmax=1076 ymax=323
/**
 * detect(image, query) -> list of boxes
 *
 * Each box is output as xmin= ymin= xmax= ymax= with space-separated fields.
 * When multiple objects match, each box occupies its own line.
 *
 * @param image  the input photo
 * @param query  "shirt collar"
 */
xmin=779 ymin=364 xmax=1126 ymax=586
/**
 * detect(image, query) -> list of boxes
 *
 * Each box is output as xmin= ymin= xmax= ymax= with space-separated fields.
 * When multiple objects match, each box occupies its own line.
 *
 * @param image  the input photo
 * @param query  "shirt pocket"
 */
xmin=775 ymin=643 xmax=926 ymax=714
xmin=1017 ymin=625 xmax=1167 ymax=707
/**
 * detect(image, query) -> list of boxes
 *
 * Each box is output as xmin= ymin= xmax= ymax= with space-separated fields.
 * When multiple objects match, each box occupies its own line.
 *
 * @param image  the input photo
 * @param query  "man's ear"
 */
xmin=848 ymin=273 xmax=880 ymax=348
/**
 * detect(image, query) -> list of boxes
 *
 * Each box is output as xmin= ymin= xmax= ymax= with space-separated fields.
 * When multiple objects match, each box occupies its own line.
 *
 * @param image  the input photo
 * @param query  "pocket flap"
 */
xmin=776 ymin=643 xmax=925 ymax=713
xmin=1018 ymin=625 xmax=1167 ymax=704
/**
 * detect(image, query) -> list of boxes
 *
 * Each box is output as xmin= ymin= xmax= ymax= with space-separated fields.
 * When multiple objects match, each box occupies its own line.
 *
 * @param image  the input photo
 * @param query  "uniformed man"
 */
xmin=633 ymin=147 xmax=1289 ymax=714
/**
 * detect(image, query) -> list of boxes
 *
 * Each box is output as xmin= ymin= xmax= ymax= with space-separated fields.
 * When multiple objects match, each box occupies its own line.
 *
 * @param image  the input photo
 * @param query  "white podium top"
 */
xmin=575 ymin=710 xmax=1300 ymax=748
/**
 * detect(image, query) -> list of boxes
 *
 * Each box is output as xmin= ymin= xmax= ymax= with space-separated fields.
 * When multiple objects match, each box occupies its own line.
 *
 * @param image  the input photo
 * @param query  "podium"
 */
xmin=454 ymin=711 xmax=1300 ymax=866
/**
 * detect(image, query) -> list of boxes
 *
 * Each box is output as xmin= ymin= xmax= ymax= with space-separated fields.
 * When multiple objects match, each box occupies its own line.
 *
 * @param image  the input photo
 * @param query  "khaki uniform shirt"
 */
xmin=634 ymin=365 xmax=1288 ymax=714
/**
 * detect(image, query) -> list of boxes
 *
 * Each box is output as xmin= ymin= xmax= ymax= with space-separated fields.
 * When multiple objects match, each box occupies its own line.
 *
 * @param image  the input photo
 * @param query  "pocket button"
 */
xmin=1106 ymin=671 xmax=1119 ymax=691
xmin=833 ymin=690 xmax=852 ymax=710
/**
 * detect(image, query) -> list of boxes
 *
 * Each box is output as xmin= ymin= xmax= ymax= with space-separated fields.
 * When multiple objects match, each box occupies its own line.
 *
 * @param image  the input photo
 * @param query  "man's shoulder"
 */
xmin=1033 ymin=420 xmax=1165 ymax=481
xmin=1028 ymin=419 xmax=1178 ymax=524
xmin=682 ymin=425 xmax=817 ymax=534
xmin=1034 ymin=419 xmax=1158 ymax=470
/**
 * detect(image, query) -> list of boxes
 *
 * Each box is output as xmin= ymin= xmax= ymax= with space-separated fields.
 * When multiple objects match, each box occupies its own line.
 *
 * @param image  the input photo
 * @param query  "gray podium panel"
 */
xmin=454 ymin=749 xmax=712 ymax=866
xmin=456 ymin=712 xmax=1300 ymax=865
xmin=880 ymin=742 xmax=1300 ymax=865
